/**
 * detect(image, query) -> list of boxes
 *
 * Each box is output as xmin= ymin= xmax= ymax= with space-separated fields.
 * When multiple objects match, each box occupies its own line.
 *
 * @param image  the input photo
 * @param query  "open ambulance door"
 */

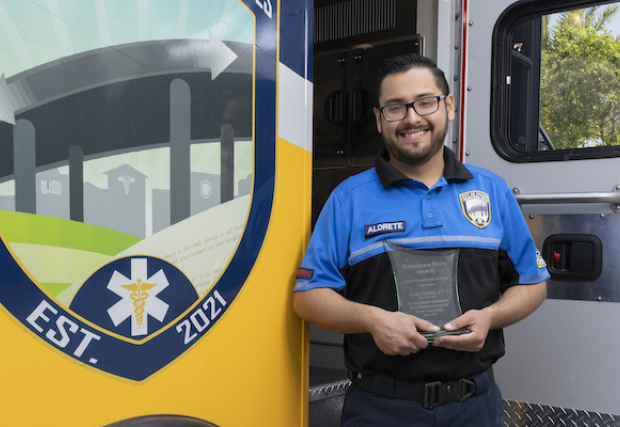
xmin=455 ymin=0 xmax=620 ymax=422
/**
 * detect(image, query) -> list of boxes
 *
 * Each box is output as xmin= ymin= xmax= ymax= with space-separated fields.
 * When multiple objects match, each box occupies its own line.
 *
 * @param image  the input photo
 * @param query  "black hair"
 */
xmin=376 ymin=53 xmax=450 ymax=105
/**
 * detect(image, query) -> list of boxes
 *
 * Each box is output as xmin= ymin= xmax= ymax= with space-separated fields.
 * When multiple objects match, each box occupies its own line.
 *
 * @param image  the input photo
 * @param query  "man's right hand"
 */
xmin=369 ymin=311 xmax=439 ymax=356
xmin=293 ymin=287 xmax=439 ymax=356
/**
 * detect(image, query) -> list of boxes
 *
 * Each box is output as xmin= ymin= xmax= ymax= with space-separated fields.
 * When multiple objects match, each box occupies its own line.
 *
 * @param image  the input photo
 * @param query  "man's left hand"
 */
xmin=431 ymin=281 xmax=547 ymax=352
xmin=431 ymin=309 xmax=491 ymax=352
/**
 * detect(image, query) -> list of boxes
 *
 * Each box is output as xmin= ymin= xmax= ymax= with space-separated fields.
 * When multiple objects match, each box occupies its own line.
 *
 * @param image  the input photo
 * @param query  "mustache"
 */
xmin=398 ymin=125 xmax=430 ymax=132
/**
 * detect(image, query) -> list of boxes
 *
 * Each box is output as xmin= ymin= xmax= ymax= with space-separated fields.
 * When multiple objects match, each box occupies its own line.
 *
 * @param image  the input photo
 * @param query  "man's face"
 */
xmin=374 ymin=67 xmax=455 ymax=167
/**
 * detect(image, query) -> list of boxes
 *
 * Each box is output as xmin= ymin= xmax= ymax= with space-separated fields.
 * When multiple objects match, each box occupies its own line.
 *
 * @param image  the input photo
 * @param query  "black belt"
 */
xmin=349 ymin=367 xmax=494 ymax=410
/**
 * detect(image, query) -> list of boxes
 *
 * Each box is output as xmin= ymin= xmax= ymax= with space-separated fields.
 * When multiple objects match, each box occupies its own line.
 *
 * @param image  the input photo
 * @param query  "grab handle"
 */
xmin=513 ymin=185 xmax=620 ymax=213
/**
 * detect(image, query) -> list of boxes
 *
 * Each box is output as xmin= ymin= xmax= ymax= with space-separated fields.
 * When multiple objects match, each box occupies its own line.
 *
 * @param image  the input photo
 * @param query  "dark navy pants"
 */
xmin=341 ymin=376 xmax=502 ymax=427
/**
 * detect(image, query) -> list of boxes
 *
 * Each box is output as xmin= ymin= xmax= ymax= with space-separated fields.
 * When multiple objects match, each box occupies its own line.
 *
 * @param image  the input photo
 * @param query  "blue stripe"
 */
xmin=280 ymin=0 xmax=313 ymax=81
xmin=349 ymin=236 xmax=503 ymax=265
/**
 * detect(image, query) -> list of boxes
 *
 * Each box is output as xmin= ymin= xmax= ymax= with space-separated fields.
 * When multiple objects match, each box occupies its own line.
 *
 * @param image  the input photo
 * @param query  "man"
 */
xmin=293 ymin=53 xmax=549 ymax=427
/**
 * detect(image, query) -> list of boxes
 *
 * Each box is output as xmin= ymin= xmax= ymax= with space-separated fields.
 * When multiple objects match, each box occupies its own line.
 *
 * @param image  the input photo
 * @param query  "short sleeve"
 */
xmin=294 ymin=190 xmax=352 ymax=292
xmin=499 ymin=189 xmax=551 ymax=284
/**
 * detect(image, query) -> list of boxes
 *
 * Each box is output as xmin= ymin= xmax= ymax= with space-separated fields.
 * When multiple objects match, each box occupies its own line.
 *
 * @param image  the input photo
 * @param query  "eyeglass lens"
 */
xmin=382 ymin=96 xmax=441 ymax=121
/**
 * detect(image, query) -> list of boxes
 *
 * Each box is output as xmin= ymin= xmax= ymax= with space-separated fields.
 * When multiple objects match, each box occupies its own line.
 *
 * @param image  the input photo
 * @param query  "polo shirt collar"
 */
xmin=375 ymin=146 xmax=473 ymax=189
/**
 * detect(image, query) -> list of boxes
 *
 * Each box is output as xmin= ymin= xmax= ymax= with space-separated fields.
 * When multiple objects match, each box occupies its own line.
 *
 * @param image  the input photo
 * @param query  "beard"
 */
xmin=384 ymin=118 xmax=449 ymax=167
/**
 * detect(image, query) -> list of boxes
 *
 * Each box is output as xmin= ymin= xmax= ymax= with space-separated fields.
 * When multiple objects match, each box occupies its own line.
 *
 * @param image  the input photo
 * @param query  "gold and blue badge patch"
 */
xmin=460 ymin=191 xmax=491 ymax=228
xmin=536 ymin=251 xmax=547 ymax=268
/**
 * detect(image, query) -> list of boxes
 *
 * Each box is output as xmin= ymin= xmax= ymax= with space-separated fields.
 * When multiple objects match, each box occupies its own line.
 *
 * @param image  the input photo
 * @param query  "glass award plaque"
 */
xmin=385 ymin=243 xmax=470 ymax=342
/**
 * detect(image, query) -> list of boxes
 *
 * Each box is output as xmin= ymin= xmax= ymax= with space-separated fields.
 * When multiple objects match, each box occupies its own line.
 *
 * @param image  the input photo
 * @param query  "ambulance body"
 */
xmin=2 ymin=0 xmax=620 ymax=426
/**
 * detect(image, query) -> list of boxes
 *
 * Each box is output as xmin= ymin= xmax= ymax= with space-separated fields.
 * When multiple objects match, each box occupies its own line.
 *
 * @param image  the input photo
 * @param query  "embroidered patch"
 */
xmin=364 ymin=221 xmax=406 ymax=239
xmin=296 ymin=267 xmax=315 ymax=280
xmin=460 ymin=191 xmax=491 ymax=229
xmin=536 ymin=251 xmax=547 ymax=268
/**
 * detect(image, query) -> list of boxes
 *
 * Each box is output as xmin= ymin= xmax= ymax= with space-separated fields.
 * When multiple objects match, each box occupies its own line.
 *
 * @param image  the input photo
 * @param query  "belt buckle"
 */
xmin=459 ymin=378 xmax=476 ymax=401
xmin=424 ymin=381 xmax=442 ymax=409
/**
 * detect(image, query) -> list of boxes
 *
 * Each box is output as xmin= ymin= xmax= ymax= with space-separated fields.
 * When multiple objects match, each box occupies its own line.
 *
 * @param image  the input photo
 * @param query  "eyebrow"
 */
xmin=382 ymin=93 xmax=440 ymax=105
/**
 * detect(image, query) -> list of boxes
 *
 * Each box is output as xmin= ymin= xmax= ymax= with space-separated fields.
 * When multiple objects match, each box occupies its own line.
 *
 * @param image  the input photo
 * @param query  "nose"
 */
xmin=402 ymin=104 xmax=423 ymax=124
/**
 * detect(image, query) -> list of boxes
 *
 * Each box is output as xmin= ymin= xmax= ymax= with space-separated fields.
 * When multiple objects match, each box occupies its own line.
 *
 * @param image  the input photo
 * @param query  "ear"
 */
xmin=374 ymin=107 xmax=382 ymax=133
xmin=445 ymin=95 xmax=456 ymax=122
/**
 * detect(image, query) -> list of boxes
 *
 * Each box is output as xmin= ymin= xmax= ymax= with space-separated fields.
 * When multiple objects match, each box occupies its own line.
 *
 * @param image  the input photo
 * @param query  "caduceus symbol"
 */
xmin=121 ymin=279 xmax=157 ymax=328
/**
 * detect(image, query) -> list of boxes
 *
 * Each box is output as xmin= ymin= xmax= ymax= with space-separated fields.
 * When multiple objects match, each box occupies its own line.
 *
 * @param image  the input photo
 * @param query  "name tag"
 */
xmin=364 ymin=221 xmax=406 ymax=239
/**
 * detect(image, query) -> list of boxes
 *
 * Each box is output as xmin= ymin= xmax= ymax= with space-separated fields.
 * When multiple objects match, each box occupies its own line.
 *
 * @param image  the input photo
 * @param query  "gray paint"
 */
xmin=170 ymin=78 xmax=192 ymax=225
xmin=69 ymin=145 xmax=83 ymax=222
xmin=84 ymin=164 xmax=147 ymax=238
xmin=36 ymin=169 xmax=69 ymax=219
xmin=416 ymin=0 xmax=438 ymax=60
xmin=220 ymin=124 xmax=234 ymax=204
xmin=153 ymin=172 xmax=224 ymax=235
xmin=13 ymin=119 xmax=36 ymax=214
xmin=0 ymin=196 xmax=15 ymax=211
xmin=1 ymin=40 xmax=253 ymax=244
xmin=495 ymin=214 xmax=620 ymax=414
xmin=152 ymin=188 xmax=170 ymax=235
xmin=496 ymin=298 xmax=620 ymax=414
xmin=191 ymin=172 xmax=221 ymax=216
xmin=8 ymin=40 xmax=253 ymax=111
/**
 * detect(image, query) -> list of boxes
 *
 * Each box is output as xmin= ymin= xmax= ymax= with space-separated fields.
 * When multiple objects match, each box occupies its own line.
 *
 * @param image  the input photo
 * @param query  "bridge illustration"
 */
xmin=0 ymin=37 xmax=253 ymax=238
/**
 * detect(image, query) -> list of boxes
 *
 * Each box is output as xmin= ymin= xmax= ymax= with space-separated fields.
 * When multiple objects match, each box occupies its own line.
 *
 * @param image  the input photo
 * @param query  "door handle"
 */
xmin=513 ymin=184 xmax=620 ymax=213
xmin=324 ymin=90 xmax=347 ymax=125
xmin=351 ymin=89 xmax=369 ymax=122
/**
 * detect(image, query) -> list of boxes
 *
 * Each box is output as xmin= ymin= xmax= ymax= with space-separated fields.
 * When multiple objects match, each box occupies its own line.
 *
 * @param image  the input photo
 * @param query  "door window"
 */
xmin=492 ymin=1 xmax=620 ymax=161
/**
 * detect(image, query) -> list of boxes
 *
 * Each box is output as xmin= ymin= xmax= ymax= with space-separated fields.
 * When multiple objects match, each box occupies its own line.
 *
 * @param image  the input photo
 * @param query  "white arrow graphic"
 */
xmin=192 ymin=31 xmax=238 ymax=80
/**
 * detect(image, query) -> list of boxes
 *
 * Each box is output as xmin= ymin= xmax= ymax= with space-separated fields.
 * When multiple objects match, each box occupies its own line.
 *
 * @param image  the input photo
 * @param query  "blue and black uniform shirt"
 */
xmin=295 ymin=147 xmax=550 ymax=381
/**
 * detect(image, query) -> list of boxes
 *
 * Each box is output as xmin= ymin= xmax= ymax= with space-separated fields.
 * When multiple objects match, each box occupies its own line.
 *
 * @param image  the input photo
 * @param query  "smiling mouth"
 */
xmin=401 ymin=129 xmax=427 ymax=139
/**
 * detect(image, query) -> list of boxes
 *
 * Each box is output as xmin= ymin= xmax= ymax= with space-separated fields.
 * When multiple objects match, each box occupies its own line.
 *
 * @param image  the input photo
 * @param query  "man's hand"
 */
xmin=431 ymin=309 xmax=491 ymax=352
xmin=370 ymin=311 xmax=440 ymax=356
xmin=293 ymin=287 xmax=440 ymax=356
xmin=432 ymin=281 xmax=547 ymax=352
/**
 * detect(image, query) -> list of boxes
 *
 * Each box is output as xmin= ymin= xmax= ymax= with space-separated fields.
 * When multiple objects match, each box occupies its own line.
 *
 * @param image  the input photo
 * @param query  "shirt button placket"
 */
xmin=422 ymin=191 xmax=442 ymax=228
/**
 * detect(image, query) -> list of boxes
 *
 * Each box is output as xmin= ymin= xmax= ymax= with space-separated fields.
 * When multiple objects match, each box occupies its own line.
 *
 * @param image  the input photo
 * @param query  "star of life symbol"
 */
xmin=107 ymin=258 xmax=170 ymax=337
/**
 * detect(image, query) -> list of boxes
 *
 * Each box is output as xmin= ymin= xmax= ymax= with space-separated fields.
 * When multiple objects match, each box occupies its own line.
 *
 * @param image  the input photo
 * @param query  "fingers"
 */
xmin=415 ymin=318 xmax=441 ymax=334
xmin=432 ymin=332 xmax=484 ymax=352
xmin=442 ymin=311 xmax=474 ymax=331
xmin=371 ymin=310 xmax=493 ymax=355
xmin=374 ymin=335 xmax=425 ymax=356
xmin=371 ymin=312 xmax=437 ymax=356
xmin=433 ymin=310 xmax=491 ymax=352
xmin=374 ymin=325 xmax=428 ymax=355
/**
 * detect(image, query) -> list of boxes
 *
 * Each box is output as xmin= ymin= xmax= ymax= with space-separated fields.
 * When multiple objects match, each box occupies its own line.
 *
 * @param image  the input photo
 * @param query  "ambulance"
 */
xmin=2 ymin=0 xmax=620 ymax=426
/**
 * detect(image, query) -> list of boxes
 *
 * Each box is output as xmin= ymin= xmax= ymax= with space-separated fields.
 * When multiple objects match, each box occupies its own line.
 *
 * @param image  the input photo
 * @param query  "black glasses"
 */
xmin=379 ymin=95 xmax=447 ymax=122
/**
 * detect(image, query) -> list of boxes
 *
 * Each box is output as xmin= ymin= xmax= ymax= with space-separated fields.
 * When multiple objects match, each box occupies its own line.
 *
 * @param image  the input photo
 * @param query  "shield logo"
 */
xmin=460 ymin=191 xmax=491 ymax=228
xmin=0 ymin=0 xmax=277 ymax=382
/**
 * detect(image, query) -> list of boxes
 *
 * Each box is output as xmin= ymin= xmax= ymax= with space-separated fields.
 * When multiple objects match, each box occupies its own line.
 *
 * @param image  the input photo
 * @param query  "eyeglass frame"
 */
xmin=379 ymin=95 xmax=448 ymax=122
